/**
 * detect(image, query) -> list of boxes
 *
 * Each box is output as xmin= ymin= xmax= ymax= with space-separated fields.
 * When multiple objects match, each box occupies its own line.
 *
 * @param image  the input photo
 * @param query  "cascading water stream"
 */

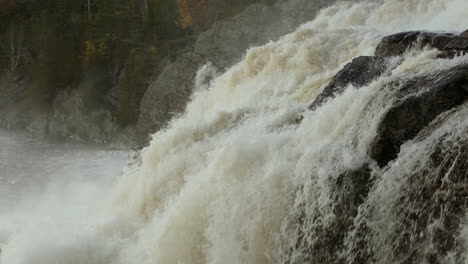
xmin=1 ymin=0 xmax=467 ymax=263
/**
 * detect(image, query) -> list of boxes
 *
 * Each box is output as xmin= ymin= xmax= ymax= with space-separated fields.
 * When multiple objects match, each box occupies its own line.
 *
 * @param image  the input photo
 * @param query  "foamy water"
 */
xmin=1 ymin=0 xmax=468 ymax=263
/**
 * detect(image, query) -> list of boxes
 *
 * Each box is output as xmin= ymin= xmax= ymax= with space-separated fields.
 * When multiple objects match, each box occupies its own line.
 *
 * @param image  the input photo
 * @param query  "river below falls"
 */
xmin=0 ymin=129 xmax=129 ymax=260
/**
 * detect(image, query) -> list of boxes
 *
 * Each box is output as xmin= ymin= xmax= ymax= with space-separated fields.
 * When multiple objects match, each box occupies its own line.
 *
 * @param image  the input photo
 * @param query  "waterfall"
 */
xmin=1 ymin=0 xmax=467 ymax=263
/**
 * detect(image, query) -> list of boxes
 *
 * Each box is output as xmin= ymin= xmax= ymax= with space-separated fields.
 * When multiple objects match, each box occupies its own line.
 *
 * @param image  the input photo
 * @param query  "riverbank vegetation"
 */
xmin=0 ymin=0 xmax=272 ymax=126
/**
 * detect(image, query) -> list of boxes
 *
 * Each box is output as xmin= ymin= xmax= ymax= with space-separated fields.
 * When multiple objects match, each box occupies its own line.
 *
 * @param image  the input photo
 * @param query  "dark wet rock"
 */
xmin=309 ymin=31 xmax=468 ymax=167
xmin=369 ymin=65 xmax=468 ymax=167
xmin=352 ymin=107 xmax=468 ymax=264
xmin=444 ymin=36 xmax=468 ymax=50
xmin=294 ymin=31 xmax=468 ymax=264
xmin=375 ymin=30 xmax=468 ymax=58
xmin=292 ymin=106 xmax=468 ymax=264
xmin=293 ymin=165 xmax=373 ymax=264
xmin=374 ymin=31 xmax=457 ymax=57
xmin=460 ymin=29 xmax=468 ymax=39
xmin=292 ymin=30 xmax=468 ymax=264
xmin=309 ymin=56 xmax=388 ymax=110
xmin=307 ymin=31 xmax=468 ymax=167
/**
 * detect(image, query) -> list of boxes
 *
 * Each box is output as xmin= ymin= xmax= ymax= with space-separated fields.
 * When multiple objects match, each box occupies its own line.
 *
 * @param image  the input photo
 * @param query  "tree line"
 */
xmin=0 ymin=0 xmax=272 ymax=126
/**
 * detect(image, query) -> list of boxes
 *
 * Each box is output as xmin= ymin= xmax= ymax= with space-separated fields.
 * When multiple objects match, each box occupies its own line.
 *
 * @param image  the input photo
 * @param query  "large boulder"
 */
xmin=369 ymin=65 xmax=468 ymax=166
xmin=47 ymin=89 xmax=119 ymax=143
xmin=375 ymin=30 xmax=468 ymax=58
xmin=348 ymin=106 xmax=468 ymax=264
xmin=374 ymin=31 xmax=456 ymax=57
xmin=136 ymin=49 xmax=205 ymax=145
xmin=309 ymin=56 xmax=388 ymax=110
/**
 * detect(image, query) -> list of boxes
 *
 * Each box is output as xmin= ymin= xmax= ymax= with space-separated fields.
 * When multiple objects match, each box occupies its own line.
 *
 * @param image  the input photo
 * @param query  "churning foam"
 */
xmin=2 ymin=0 xmax=468 ymax=263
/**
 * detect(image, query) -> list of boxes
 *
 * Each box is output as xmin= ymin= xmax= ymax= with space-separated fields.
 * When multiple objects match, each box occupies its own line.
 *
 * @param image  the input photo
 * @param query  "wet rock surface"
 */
xmin=308 ymin=31 xmax=468 ymax=167
xmin=296 ymin=101 xmax=467 ymax=264
xmin=293 ymin=165 xmax=374 ymax=264
xmin=375 ymin=30 xmax=468 ymax=58
xmin=353 ymin=107 xmax=468 ymax=264
xmin=294 ymin=30 xmax=468 ymax=264
xmin=309 ymin=56 xmax=388 ymax=110
xmin=369 ymin=65 xmax=468 ymax=166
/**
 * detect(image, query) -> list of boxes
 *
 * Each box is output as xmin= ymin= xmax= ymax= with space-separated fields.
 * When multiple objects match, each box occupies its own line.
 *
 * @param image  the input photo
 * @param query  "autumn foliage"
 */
xmin=176 ymin=0 xmax=274 ymax=30
xmin=176 ymin=0 xmax=214 ymax=29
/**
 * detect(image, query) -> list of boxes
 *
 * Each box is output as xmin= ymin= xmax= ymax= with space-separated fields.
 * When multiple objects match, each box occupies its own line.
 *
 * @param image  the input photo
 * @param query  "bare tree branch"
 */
xmin=137 ymin=0 xmax=148 ymax=18
xmin=13 ymin=27 xmax=23 ymax=71
xmin=1 ymin=24 xmax=24 ymax=72
xmin=87 ymin=0 xmax=92 ymax=21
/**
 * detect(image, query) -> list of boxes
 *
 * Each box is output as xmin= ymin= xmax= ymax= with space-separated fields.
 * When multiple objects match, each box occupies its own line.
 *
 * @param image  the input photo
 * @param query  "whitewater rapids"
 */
xmin=1 ymin=0 xmax=468 ymax=263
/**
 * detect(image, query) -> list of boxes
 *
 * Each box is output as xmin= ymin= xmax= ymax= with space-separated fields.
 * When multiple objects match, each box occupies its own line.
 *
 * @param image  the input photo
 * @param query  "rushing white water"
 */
xmin=1 ymin=0 xmax=468 ymax=263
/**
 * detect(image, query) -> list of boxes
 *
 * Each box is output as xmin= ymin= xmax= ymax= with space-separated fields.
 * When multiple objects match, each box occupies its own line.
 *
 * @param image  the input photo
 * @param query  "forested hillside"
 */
xmin=0 ymin=0 xmax=272 ymax=126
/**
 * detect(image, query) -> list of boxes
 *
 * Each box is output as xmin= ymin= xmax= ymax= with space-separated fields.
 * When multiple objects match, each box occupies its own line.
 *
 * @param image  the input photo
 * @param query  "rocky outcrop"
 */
xmin=308 ymin=31 xmax=468 ymax=167
xmin=371 ymin=31 xmax=468 ymax=166
xmin=375 ymin=30 xmax=468 ymax=58
xmin=293 ymin=30 xmax=468 ymax=264
xmin=309 ymin=56 xmax=388 ymax=110
xmin=47 ymin=90 xmax=119 ymax=143
xmin=369 ymin=65 xmax=468 ymax=166
xmin=137 ymin=48 xmax=204 ymax=144
xmin=350 ymin=107 xmax=468 ymax=264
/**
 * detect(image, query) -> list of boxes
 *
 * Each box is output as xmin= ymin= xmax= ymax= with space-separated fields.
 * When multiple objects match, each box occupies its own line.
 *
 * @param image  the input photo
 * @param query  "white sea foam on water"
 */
xmin=1 ymin=0 xmax=468 ymax=263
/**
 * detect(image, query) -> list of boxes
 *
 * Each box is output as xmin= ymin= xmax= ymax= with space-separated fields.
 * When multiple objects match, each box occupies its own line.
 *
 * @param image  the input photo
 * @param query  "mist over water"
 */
xmin=0 ymin=130 xmax=128 ymax=264
xmin=1 ymin=0 xmax=468 ymax=263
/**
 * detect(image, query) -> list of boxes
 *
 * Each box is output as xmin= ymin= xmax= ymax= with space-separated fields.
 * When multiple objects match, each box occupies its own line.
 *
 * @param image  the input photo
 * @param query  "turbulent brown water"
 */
xmin=1 ymin=0 xmax=468 ymax=263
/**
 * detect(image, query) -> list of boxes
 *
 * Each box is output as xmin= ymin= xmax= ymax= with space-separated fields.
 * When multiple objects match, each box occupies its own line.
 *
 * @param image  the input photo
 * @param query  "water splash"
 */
xmin=1 ymin=0 xmax=468 ymax=263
